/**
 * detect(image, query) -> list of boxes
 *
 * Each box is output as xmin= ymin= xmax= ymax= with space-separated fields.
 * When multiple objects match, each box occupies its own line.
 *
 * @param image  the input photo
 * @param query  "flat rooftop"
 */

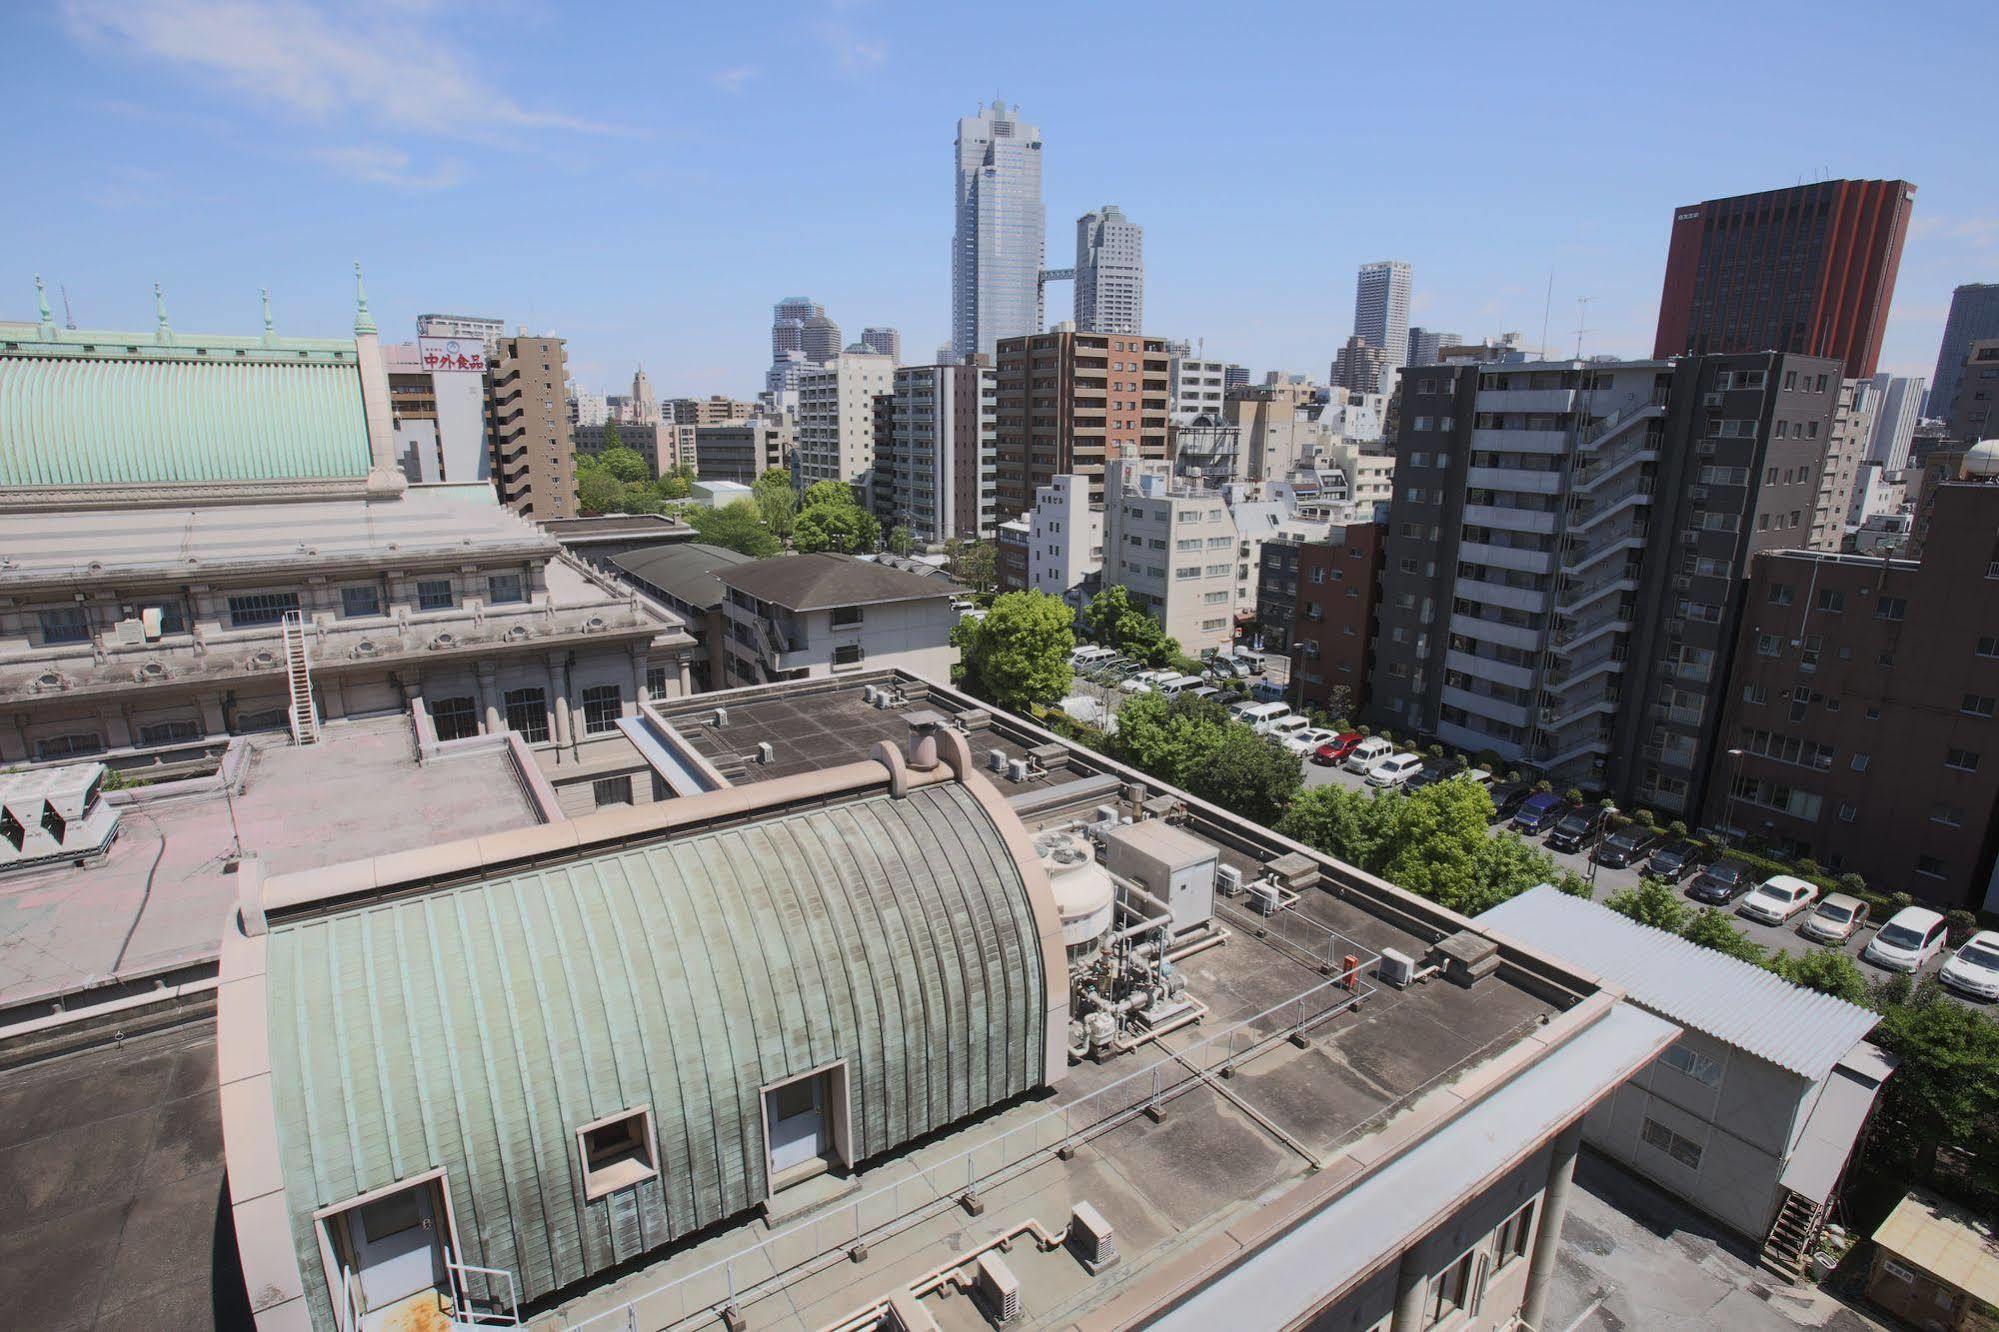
xmin=0 ymin=716 xmax=536 ymax=1014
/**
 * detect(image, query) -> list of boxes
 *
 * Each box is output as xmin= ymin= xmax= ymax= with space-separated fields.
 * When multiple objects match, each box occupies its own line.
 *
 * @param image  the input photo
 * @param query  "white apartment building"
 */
xmin=383 ymin=341 xmax=490 ymax=485
xmin=1865 ymin=372 xmax=1924 ymax=471
xmin=1103 ymin=458 xmax=1239 ymax=655
xmin=881 ymin=362 xmax=997 ymax=544
xmin=718 ymin=554 xmax=960 ymax=686
xmin=796 ymin=351 xmax=894 ymax=491
xmin=1169 ymin=353 xmax=1233 ymax=423
xmin=1074 ymin=205 xmax=1144 ymax=335
xmin=1324 ymin=439 xmax=1397 ymax=509
xmin=415 ymin=312 xmax=505 ymax=347
xmin=1813 ymin=378 xmax=1877 ymax=550
xmin=1026 ymin=473 xmax=1103 ymax=607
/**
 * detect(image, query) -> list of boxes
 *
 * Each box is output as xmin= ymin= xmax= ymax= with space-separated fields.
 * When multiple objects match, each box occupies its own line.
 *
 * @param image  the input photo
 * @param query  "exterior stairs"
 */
xmin=1758 ymin=1188 xmax=1823 ymax=1282
xmin=281 ymin=610 xmax=321 ymax=745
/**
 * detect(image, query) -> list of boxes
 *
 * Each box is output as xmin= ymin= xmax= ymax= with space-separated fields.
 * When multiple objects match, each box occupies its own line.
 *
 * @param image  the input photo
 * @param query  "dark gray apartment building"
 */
xmin=1369 ymin=353 xmax=1841 ymax=817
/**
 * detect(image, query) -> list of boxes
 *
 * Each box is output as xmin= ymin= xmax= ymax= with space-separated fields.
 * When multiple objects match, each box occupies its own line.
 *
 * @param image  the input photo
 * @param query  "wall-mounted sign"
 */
xmin=419 ymin=336 xmax=488 ymax=373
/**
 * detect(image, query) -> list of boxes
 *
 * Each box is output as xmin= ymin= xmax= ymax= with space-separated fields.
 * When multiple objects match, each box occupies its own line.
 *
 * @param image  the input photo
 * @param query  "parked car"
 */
xmin=1366 ymin=752 xmax=1424 ymax=788
xmin=1230 ymin=700 xmax=1291 ymax=730
xmin=1249 ymin=679 xmax=1287 ymax=703
xmin=1403 ymin=758 xmax=1457 ymax=791
xmin=1154 ymin=674 xmax=1205 ymax=698
xmin=1545 ymin=803 xmax=1608 ymax=854
xmin=1939 ymin=931 xmax=1999 ymax=1001
xmin=1343 ymin=737 xmax=1395 ymax=774
xmin=1737 ymin=875 xmax=1820 ymax=925
xmin=1313 ymin=732 xmax=1364 ymax=766
xmin=1645 ymin=838 xmax=1709 ymax=883
xmin=1591 ymin=823 xmax=1661 ymax=868
xmin=1863 ymin=906 xmax=1948 ymax=973
xmin=1188 ymin=685 xmax=1223 ymax=704
xmin=1283 ymin=726 xmax=1338 ymax=757
xmin=1262 ymin=714 xmax=1314 ymax=745
xmin=1685 ymin=860 xmax=1753 ymax=906
xmin=1485 ymin=779 xmax=1532 ymax=823
xmin=1511 ymin=792 xmax=1568 ymax=835
xmin=1799 ymin=894 xmax=1871 ymax=945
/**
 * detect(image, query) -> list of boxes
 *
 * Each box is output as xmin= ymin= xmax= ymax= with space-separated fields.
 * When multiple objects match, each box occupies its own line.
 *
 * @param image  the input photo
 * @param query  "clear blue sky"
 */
xmin=5 ymin=1 xmax=1995 ymax=397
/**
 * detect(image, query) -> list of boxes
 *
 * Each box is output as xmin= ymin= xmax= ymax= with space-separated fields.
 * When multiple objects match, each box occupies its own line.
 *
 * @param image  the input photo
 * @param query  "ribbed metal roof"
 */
xmin=262 ymin=781 xmax=1047 ymax=1324
xmin=0 ymin=349 xmax=371 ymax=486
xmin=1478 ymin=885 xmax=1877 ymax=1082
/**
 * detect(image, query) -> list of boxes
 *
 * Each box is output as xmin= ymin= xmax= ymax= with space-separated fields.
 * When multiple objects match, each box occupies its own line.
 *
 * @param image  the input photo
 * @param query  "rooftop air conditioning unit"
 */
xmin=862 ymin=685 xmax=879 ymax=705
xmin=1216 ymin=864 xmax=1245 ymax=897
xmin=712 ymin=707 xmax=728 ymax=728
xmin=1007 ymin=758 xmax=1030 ymax=783
xmin=988 ymin=748 xmax=1008 ymax=773
xmin=1249 ymin=878 xmax=1282 ymax=915
xmin=1068 ymin=1201 xmax=1118 ymax=1273
xmin=756 ymin=741 xmax=774 ymax=765
xmin=1378 ymin=948 xmax=1416 ymax=988
xmin=975 ymin=1253 xmax=1021 ymax=1323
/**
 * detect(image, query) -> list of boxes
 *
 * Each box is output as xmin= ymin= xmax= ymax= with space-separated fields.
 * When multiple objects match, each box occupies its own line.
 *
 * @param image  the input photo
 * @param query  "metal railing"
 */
xmin=566 ymin=970 xmax=1369 ymax=1332
xmin=446 ymin=1248 xmax=522 ymax=1326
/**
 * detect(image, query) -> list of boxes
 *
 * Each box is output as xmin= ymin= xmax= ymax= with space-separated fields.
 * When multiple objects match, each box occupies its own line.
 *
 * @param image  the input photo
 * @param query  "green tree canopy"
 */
xmin=596 ymin=445 xmax=650 ymax=485
xmin=794 ymin=500 xmax=882 ymax=554
xmin=1187 ymin=726 xmax=1304 ymax=828
xmin=1768 ymin=947 xmax=1870 ymax=1004
xmin=686 ymin=500 xmax=781 ymax=558
xmin=752 ymin=467 xmax=798 ymax=539
xmin=1866 ymin=978 xmax=1999 ymax=1187
xmin=577 ymin=463 xmax=623 ymax=515
xmin=1108 ymin=692 xmax=1232 ymax=789
xmin=949 ymin=590 xmax=1073 ymax=711
xmin=887 ymin=525 xmax=916 ymax=556
xmin=1602 ymin=877 xmax=1691 ymax=932
xmin=803 ymin=480 xmax=859 ymax=509
xmin=945 ymin=538 xmax=997 ymax=596
xmin=1680 ymin=908 xmax=1767 ymax=964
xmin=1079 ymin=585 xmax=1178 ymax=667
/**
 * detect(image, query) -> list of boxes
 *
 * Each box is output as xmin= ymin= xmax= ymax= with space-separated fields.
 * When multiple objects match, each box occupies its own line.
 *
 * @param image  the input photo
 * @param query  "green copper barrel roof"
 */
xmin=262 ymin=781 xmax=1047 ymax=1324
xmin=0 ymin=335 xmax=372 ymax=486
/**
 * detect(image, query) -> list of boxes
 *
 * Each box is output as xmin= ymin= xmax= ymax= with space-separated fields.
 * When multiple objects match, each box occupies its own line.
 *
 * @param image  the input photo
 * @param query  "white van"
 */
xmin=1230 ymin=701 xmax=1292 ymax=730
xmin=1071 ymin=646 xmax=1114 ymax=669
xmin=1342 ymin=737 xmax=1395 ymax=773
xmin=1155 ymin=674 xmax=1205 ymax=698
xmin=1250 ymin=680 xmax=1287 ymax=704
xmin=1263 ymin=714 xmax=1313 ymax=743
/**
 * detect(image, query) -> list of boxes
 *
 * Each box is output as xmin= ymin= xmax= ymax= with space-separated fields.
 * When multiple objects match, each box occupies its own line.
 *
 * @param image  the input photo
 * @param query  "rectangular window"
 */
xmin=1946 ymin=748 xmax=1981 ymax=772
xmin=416 ymin=579 xmax=455 ymax=611
xmin=504 ymin=687 xmax=549 ymax=742
xmin=137 ymin=717 xmax=202 ymax=747
xmin=1978 ymin=636 xmax=1999 ymax=659
xmin=1962 ymin=695 xmax=1996 ymax=718
xmin=1814 ymin=589 xmax=1844 ymax=612
xmin=35 ymin=731 xmax=104 ymax=761
xmin=1641 ymin=1117 xmax=1704 ymax=1169
xmin=1766 ymin=583 xmax=1794 ymax=606
xmin=340 ymin=584 xmax=382 ymax=618
xmin=592 ymin=774 xmax=633 ymax=807
xmin=575 ymin=1107 xmax=658 ymax=1200
xmin=432 ymin=696 xmax=480 ymax=742
xmin=1495 ymin=1201 xmax=1536 ymax=1269
xmin=38 ymin=607 xmax=92 ymax=644
xmin=830 ymin=605 xmax=863 ymax=627
xmin=1660 ymin=1042 xmax=1722 ymax=1088
xmin=1427 ymin=1248 xmax=1477 ymax=1327
xmin=227 ymin=591 xmax=300 ymax=628
xmin=486 ymin=572 xmax=525 ymax=605
xmin=1917 ymin=855 xmax=1947 ymax=880
xmin=582 ymin=685 xmax=622 ymax=734
xmin=1876 ymin=597 xmax=1907 ymax=621
xmin=646 ymin=665 xmax=668 ymax=699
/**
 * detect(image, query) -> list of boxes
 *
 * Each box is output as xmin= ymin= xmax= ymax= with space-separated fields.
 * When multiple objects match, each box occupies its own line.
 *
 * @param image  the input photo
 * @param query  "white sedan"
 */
xmin=1282 ymin=726 xmax=1338 ymax=757
xmin=1941 ymin=931 xmax=1999 ymax=1001
xmin=1365 ymin=753 xmax=1423 ymax=788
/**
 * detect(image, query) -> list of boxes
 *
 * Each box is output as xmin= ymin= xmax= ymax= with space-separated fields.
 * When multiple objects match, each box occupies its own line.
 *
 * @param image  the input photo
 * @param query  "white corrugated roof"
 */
xmin=1478 ymin=885 xmax=1878 ymax=1082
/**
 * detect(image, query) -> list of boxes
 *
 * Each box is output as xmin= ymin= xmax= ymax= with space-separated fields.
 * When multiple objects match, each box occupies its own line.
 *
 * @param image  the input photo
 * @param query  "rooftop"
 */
xmin=716 ymin=552 xmax=965 ymax=611
xmin=1873 ymin=1188 xmax=1999 ymax=1305
xmin=610 ymin=542 xmax=758 ymax=611
xmin=543 ymin=515 xmax=695 ymax=540
xmin=0 ymin=715 xmax=537 ymax=1016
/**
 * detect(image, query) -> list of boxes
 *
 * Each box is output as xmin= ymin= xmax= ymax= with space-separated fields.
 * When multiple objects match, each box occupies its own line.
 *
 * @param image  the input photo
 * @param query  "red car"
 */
xmin=1313 ymin=732 xmax=1363 ymax=766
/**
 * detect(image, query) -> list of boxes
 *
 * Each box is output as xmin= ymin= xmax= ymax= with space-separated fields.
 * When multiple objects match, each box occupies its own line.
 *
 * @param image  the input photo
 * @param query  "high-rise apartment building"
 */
xmin=1332 ymin=335 xmax=1391 ymax=394
xmin=1025 ymin=473 xmax=1103 ymax=606
xmin=860 ymin=326 xmax=902 ymax=363
xmin=1652 ymin=179 xmax=1916 ymax=379
xmin=416 ymin=312 xmax=506 ymax=347
xmin=666 ymin=396 xmax=757 ymax=427
xmin=1926 ymin=283 xmax=1999 ymax=418
xmin=1370 ymin=353 xmax=1840 ymax=814
xmin=1407 ymin=327 xmax=1461 ymax=368
xmin=878 ymin=361 xmax=997 ymax=544
xmin=952 ymin=101 xmax=1045 ymax=361
xmin=1257 ymin=522 xmax=1385 ymax=713
xmin=994 ymin=330 xmax=1169 ymax=517
xmin=795 ymin=351 xmax=895 ymax=491
xmin=1074 ymin=205 xmax=1144 ymax=334
xmin=1167 ymin=351 xmax=1235 ymax=423
xmin=772 ymin=296 xmax=842 ymax=365
xmin=1865 ymin=373 xmax=1925 ymax=471
xmin=570 ymin=388 xmax=608 ymax=428
xmin=487 ymin=332 xmax=576 ymax=519
xmin=1812 ymin=379 xmax=1877 ymax=551
xmin=1101 ymin=459 xmax=1240 ymax=656
xmin=385 ymin=341 xmax=490 ymax=485
xmin=1354 ymin=261 xmax=1412 ymax=369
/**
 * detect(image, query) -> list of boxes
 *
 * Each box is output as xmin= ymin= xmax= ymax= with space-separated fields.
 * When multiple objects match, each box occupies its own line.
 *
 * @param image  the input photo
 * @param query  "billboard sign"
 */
xmin=419 ymin=336 xmax=488 ymax=374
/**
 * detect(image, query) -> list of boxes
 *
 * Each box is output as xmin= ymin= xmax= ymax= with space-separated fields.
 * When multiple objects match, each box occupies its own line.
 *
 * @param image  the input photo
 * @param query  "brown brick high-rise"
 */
xmin=488 ymin=334 xmax=577 ymax=518
xmin=994 ymin=330 xmax=1168 ymax=518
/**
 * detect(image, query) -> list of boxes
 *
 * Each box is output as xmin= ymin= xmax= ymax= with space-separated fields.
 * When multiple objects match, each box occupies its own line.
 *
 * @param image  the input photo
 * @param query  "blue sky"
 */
xmin=5 ymin=1 xmax=1996 ymax=397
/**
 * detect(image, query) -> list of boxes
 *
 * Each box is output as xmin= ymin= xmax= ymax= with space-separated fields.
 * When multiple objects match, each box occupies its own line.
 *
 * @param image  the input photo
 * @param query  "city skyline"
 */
xmin=5 ymin=2 xmax=1996 ymax=398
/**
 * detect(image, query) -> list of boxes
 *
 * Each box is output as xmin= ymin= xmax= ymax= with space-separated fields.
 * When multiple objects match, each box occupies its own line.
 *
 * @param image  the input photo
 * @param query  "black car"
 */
xmin=1592 ymin=823 xmax=1661 ymax=868
xmin=1647 ymin=838 xmax=1709 ymax=882
xmin=1403 ymin=758 xmax=1456 ymax=791
xmin=1686 ymin=860 xmax=1752 ymax=905
xmin=1544 ymin=803 xmax=1607 ymax=854
xmin=1486 ymin=780 xmax=1532 ymax=823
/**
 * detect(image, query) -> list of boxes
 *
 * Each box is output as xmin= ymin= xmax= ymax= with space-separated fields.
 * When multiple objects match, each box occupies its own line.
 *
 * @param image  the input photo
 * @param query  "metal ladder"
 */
xmin=280 ymin=610 xmax=321 ymax=745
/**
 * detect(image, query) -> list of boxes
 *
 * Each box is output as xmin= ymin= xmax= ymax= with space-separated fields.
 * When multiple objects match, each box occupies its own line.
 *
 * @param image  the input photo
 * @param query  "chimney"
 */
xmin=902 ymin=710 xmax=947 ymax=771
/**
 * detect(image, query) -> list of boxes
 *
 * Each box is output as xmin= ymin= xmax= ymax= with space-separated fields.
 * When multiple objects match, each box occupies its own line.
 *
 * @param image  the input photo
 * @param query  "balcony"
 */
xmin=1459 ymin=541 xmax=1554 ymax=576
xmin=1445 ymin=648 xmax=1534 ymax=692
xmin=1474 ymin=388 xmax=1576 ymax=415
xmin=1462 ymin=503 xmax=1559 ymax=536
xmin=1467 ymin=466 xmax=1563 ymax=495
xmin=1452 ymin=577 xmax=1551 ymax=615
xmin=1441 ymin=683 xmax=1532 ymax=729
xmin=1469 ymin=428 xmax=1570 ymax=454
xmin=1448 ymin=611 xmax=1542 ymax=653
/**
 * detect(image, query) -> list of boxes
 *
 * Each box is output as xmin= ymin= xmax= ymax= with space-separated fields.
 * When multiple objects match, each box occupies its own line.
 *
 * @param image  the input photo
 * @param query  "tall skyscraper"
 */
xmin=1927 ymin=283 xmax=1999 ymax=418
xmin=951 ymin=101 xmax=1045 ymax=362
xmin=860 ymin=327 xmax=902 ymax=362
xmin=771 ymin=297 xmax=842 ymax=365
xmin=1353 ymin=261 xmax=1412 ymax=369
xmin=1407 ymin=327 xmax=1460 ymax=368
xmin=1653 ymin=179 xmax=1916 ymax=379
xmin=1074 ymin=205 xmax=1144 ymax=334
xmin=1331 ymin=335 xmax=1390 ymax=394
xmin=1866 ymin=373 xmax=1925 ymax=471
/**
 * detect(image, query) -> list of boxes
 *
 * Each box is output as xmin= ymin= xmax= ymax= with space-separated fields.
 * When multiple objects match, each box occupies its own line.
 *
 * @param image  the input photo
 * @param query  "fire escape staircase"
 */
xmin=281 ymin=610 xmax=320 ymax=746
xmin=1759 ymin=1188 xmax=1826 ymax=1282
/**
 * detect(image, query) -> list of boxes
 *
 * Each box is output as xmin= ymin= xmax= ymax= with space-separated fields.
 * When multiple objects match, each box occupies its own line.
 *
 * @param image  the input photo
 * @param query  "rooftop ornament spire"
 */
xmin=352 ymin=261 xmax=376 ymax=337
xmin=34 ymin=275 xmax=56 ymax=340
xmin=153 ymin=282 xmax=174 ymax=345
xmin=261 ymin=287 xmax=278 ymax=346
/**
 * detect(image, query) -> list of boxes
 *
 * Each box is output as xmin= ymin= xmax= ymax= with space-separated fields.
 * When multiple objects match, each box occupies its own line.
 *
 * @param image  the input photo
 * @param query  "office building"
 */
xmin=717 ymin=553 xmax=961 ymax=685
xmin=1168 ymin=350 xmax=1234 ymax=422
xmin=666 ymin=395 xmax=758 ymax=427
xmin=860 ymin=325 xmax=902 ymax=362
xmin=1408 ymin=327 xmax=1461 ymax=368
xmin=1811 ymin=378 xmax=1877 ymax=551
xmin=487 ymin=330 xmax=578 ymax=518
xmin=952 ymin=101 xmax=1045 ymax=361
xmin=1354 ymin=260 xmax=1412 ymax=369
xmin=1022 ymin=472 xmax=1102 ymax=606
xmin=1653 ymin=179 xmax=1916 ymax=378
xmin=879 ymin=360 xmax=997 ymax=545
xmin=1223 ymin=363 xmax=1251 ymax=391
xmin=1259 ymin=520 xmax=1386 ymax=713
xmin=693 ymin=413 xmax=793 ymax=484
xmin=384 ymin=340 xmax=490 ymax=485
xmin=994 ymin=329 xmax=1170 ymax=517
xmin=1705 ymin=458 xmax=1999 ymax=909
xmin=1946 ymin=339 xmax=1999 ymax=443
xmin=1370 ymin=353 xmax=1841 ymax=815
xmin=415 ymin=312 xmax=505 ymax=346
xmin=570 ymin=387 xmax=607 ymax=428
xmin=1865 ymin=373 xmax=1924 ymax=471
xmin=1926 ymin=282 xmax=1999 ymax=418
xmin=1074 ymin=204 xmax=1144 ymax=334
xmin=1332 ymin=334 xmax=1391 ymax=394
xmin=795 ymin=351 xmax=895 ymax=491
xmin=1101 ymin=458 xmax=1240 ymax=656
xmin=574 ymin=420 xmax=672 ymax=475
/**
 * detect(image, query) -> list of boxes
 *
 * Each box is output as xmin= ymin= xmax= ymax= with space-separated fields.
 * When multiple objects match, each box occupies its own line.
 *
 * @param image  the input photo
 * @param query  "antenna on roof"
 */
xmin=59 ymin=283 xmax=75 ymax=330
xmin=1573 ymin=297 xmax=1592 ymax=360
xmin=1539 ymin=270 xmax=1554 ymax=359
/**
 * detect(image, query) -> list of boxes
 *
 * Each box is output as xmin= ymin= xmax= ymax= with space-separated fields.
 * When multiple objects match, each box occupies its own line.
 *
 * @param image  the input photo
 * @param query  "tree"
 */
xmin=887 ymin=525 xmax=916 ymax=557
xmin=656 ymin=471 xmax=693 ymax=502
xmin=1866 ymin=979 xmax=1999 ymax=1186
xmin=1109 ymin=692 xmax=1232 ymax=790
xmin=1768 ymin=947 xmax=1871 ymax=1004
xmin=752 ymin=467 xmax=797 ymax=540
xmin=1186 ymin=726 xmax=1301 ymax=826
xmin=794 ymin=500 xmax=881 ymax=554
xmin=803 ymin=480 xmax=858 ymax=509
xmin=1680 ymin=909 xmax=1767 ymax=964
xmin=596 ymin=444 xmax=650 ymax=485
xmin=1079 ymin=585 xmax=1176 ymax=666
xmin=577 ymin=463 xmax=623 ymax=515
xmin=1602 ymin=877 xmax=1691 ymax=932
xmin=945 ymin=538 xmax=997 ymax=596
xmin=685 ymin=500 xmax=781 ymax=558
xmin=950 ymin=591 xmax=1073 ymax=711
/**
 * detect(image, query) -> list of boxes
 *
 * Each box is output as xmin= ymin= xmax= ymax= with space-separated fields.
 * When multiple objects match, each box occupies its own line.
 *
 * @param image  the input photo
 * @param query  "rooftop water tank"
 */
xmin=1034 ymin=829 xmax=1115 ymax=965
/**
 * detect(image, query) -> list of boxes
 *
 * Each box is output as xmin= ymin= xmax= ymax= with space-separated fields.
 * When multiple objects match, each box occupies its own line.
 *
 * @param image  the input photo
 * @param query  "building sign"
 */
xmin=419 ymin=337 xmax=488 ymax=373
